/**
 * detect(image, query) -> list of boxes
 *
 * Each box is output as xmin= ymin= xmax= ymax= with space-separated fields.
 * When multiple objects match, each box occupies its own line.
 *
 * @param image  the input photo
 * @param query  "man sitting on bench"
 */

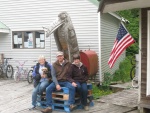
xmin=41 ymin=51 xmax=76 ymax=113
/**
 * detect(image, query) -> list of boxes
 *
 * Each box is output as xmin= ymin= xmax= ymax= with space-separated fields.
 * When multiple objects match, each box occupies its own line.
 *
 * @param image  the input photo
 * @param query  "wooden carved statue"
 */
xmin=44 ymin=11 xmax=79 ymax=62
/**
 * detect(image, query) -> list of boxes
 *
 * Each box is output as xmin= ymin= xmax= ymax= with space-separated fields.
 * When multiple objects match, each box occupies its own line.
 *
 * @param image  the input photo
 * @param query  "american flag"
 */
xmin=108 ymin=23 xmax=135 ymax=68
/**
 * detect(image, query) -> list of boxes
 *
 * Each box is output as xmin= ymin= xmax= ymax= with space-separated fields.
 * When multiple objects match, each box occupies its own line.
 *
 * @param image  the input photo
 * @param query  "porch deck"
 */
xmin=0 ymin=78 xmax=139 ymax=113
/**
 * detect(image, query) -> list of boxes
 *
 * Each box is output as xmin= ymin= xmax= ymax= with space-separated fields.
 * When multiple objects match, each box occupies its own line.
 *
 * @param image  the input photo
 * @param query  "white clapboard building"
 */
xmin=0 ymin=0 xmax=125 ymax=81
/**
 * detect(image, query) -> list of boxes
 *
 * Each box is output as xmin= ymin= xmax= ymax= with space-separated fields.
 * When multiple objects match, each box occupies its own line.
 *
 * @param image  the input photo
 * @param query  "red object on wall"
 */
xmin=80 ymin=50 xmax=98 ymax=76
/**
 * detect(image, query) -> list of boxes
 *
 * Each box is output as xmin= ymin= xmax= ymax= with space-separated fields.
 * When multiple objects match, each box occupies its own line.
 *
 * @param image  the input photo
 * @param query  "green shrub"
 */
xmin=112 ymin=56 xmax=133 ymax=83
xmin=102 ymin=72 xmax=112 ymax=86
xmin=92 ymin=84 xmax=112 ymax=99
xmin=92 ymin=56 xmax=135 ymax=100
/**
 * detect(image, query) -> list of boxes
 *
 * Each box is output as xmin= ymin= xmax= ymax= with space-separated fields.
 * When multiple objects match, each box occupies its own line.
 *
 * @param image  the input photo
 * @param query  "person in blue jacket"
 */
xmin=29 ymin=55 xmax=53 ymax=110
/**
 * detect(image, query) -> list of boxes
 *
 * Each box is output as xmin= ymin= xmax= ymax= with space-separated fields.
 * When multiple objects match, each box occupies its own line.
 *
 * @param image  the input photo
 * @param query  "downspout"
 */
xmin=138 ymin=9 xmax=141 ymax=103
xmin=49 ymin=34 xmax=52 ymax=63
xmin=98 ymin=12 xmax=102 ymax=82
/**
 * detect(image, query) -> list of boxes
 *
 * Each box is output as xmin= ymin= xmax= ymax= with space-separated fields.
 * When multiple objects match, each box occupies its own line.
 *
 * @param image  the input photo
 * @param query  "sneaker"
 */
xmin=29 ymin=106 xmax=36 ymax=110
xmin=84 ymin=106 xmax=89 ymax=111
xmin=41 ymin=107 xmax=52 ymax=113
xmin=70 ymin=104 xmax=76 ymax=111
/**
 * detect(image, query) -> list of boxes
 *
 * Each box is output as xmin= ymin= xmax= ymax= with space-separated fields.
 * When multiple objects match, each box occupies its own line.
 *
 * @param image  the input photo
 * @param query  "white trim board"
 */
xmin=0 ymin=29 xmax=9 ymax=33
xmin=138 ymin=9 xmax=141 ymax=102
xmin=146 ymin=11 xmax=150 ymax=96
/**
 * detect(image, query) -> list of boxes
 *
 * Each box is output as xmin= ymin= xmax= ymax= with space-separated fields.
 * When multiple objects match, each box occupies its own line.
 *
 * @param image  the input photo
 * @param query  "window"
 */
xmin=12 ymin=31 xmax=45 ymax=49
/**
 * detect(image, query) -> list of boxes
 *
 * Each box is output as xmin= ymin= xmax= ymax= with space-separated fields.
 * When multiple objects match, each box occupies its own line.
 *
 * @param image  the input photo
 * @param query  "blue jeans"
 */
xmin=32 ymin=80 xmax=50 ymax=106
xmin=76 ymin=82 xmax=88 ymax=106
xmin=46 ymin=81 xmax=75 ymax=107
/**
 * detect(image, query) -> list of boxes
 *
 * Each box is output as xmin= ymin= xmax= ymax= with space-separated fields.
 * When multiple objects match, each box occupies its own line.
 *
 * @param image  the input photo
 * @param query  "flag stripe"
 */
xmin=115 ymin=34 xmax=132 ymax=52
xmin=109 ymin=39 xmax=135 ymax=68
xmin=108 ymin=40 xmax=118 ymax=60
xmin=109 ymin=37 xmax=134 ymax=67
xmin=114 ymin=35 xmax=133 ymax=57
xmin=108 ymin=23 xmax=135 ymax=68
xmin=108 ymin=34 xmax=130 ymax=60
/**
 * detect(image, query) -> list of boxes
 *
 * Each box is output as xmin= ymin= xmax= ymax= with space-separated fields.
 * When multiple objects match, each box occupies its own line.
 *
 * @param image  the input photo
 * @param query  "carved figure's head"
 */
xmin=58 ymin=11 xmax=69 ymax=22
xmin=44 ymin=11 xmax=71 ymax=37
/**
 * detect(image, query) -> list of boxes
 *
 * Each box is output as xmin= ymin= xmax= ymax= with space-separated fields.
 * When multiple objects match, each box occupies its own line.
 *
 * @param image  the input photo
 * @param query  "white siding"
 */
xmin=100 ymin=13 xmax=125 ymax=78
xmin=0 ymin=0 xmax=124 ymax=81
xmin=0 ymin=0 xmax=99 ymax=77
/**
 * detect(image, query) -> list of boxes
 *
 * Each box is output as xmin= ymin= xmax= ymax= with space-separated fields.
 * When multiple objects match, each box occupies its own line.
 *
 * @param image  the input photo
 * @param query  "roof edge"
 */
xmin=98 ymin=0 xmax=137 ymax=13
xmin=0 ymin=21 xmax=10 ymax=33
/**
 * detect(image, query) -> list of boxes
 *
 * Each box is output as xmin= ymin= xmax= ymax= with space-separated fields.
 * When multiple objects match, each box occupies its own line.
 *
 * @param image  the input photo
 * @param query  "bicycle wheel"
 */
xmin=27 ymin=70 xmax=33 ymax=84
xmin=14 ymin=71 xmax=20 ymax=82
xmin=6 ymin=65 xmax=13 ymax=78
xmin=132 ymin=76 xmax=138 ymax=88
xmin=130 ymin=56 xmax=136 ymax=65
xmin=130 ymin=66 xmax=136 ymax=80
xmin=0 ymin=67 xmax=3 ymax=76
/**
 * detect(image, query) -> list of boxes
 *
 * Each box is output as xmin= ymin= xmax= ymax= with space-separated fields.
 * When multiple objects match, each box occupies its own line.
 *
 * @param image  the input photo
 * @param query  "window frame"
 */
xmin=12 ymin=30 xmax=45 ymax=49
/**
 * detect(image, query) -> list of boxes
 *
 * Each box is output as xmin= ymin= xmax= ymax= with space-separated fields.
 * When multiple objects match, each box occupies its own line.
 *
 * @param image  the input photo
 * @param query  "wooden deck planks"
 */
xmin=0 ymin=79 xmax=32 ymax=113
xmin=97 ymin=89 xmax=138 ymax=108
xmin=0 ymin=79 xmax=139 ymax=113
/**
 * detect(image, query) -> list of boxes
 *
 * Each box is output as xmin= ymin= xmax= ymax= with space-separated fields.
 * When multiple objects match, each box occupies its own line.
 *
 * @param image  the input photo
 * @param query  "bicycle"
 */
xmin=14 ymin=60 xmax=28 ymax=82
xmin=27 ymin=60 xmax=37 ymax=84
xmin=130 ymin=55 xmax=136 ymax=80
xmin=130 ymin=54 xmax=139 ymax=88
xmin=0 ymin=58 xmax=13 ymax=78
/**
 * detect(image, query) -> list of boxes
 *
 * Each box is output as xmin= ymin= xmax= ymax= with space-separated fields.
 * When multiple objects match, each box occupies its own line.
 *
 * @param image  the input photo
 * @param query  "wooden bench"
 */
xmin=36 ymin=83 xmax=94 ymax=113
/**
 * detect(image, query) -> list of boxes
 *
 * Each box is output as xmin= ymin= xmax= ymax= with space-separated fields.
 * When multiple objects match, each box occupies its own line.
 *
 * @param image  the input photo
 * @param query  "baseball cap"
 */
xmin=56 ymin=51 xmax=64 ymax=57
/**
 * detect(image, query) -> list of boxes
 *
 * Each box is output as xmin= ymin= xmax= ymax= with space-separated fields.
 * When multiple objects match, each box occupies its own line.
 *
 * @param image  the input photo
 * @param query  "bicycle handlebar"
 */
xmin=15 ymin=60 xmax=28 ymax=66
xmin=31 ymin=66 xmax=35 ymax=68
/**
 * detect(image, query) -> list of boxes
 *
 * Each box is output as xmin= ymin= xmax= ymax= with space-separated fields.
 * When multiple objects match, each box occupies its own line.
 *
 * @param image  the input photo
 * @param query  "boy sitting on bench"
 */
xmin=67 ymin=54 xmax=89 ymax=111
